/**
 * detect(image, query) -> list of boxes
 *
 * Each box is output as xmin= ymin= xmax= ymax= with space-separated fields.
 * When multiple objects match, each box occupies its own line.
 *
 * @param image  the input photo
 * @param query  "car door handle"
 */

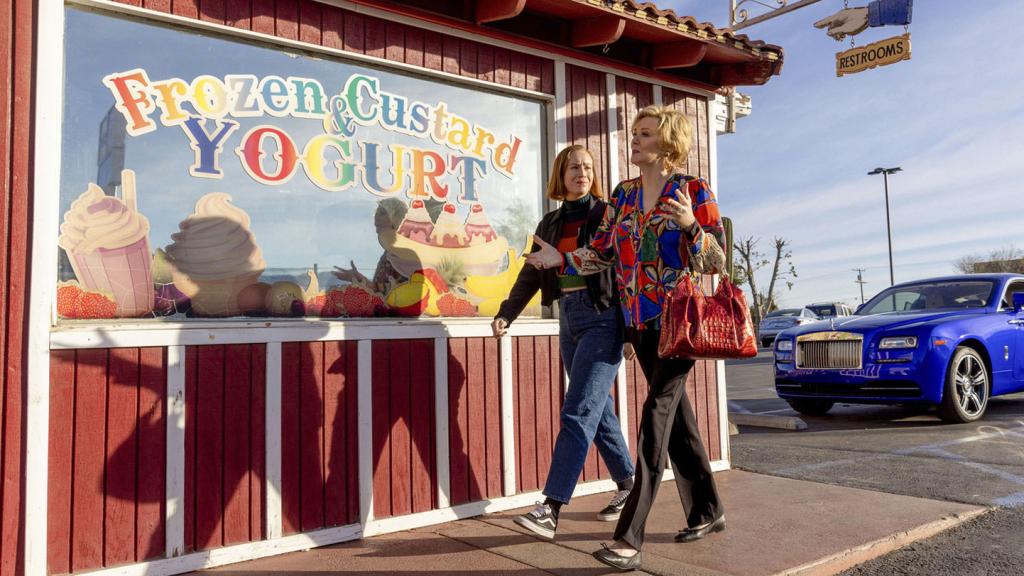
xmin=1009 ymin=319 xmax=1024 ymax=325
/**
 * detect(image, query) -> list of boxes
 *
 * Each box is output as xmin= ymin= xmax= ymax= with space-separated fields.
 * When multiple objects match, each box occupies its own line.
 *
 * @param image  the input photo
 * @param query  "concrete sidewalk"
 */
xmin=197 ymin=470 xmax=986 ymax=575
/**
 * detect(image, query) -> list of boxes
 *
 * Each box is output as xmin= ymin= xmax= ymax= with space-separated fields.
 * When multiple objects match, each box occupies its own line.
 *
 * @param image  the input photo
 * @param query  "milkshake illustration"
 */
xmin=165 ymin=193 xmax=266 ymax=317
xmin=58 ymin=170 xmax=154 ymax=317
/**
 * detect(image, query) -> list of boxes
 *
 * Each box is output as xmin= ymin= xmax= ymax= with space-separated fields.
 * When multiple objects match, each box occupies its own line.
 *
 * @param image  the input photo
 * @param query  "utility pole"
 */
xmin=852 ymin=268 xmax=867 ymax=304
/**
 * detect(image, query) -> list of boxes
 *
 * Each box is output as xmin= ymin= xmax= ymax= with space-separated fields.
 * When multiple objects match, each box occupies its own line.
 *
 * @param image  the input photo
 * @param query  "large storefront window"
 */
xmin=57 ymin=7 xmax=546 ymax=321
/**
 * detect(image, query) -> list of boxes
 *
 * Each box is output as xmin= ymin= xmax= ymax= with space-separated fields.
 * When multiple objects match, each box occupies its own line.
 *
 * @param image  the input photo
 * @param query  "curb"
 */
xmin=775 ymin=507 xmax=991 ymax=576
xmin=729 ymin=412 xmax=807 ymax=431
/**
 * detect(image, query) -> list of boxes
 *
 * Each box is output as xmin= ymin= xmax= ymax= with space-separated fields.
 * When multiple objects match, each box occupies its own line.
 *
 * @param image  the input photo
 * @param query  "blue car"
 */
xmin=774 ymin=274 xmax=1024 ymax=423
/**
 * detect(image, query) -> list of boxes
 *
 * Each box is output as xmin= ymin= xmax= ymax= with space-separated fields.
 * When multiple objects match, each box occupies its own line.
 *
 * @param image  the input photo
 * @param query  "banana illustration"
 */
xmin=467 ymin=244 xmax=540 ymax=316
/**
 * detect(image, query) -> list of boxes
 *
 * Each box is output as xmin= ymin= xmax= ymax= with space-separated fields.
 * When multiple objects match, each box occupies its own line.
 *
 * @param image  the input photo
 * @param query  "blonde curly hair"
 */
xmin=632 ymin=105 xmax=693 ymax=170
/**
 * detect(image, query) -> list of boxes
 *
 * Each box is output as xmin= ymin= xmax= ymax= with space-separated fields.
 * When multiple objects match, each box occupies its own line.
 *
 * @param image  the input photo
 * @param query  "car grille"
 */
xmin=796 ymin=332 xmax=863 ymax=369
xmin=776 ymin=379 xmax=921 ymax=398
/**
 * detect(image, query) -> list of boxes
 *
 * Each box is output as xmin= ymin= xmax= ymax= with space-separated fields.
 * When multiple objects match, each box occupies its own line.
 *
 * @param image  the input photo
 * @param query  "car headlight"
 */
xmin=776 ymin=339 xmax=793 ymax=352
xmin=879 ymin=336 xmax=918 ymax=349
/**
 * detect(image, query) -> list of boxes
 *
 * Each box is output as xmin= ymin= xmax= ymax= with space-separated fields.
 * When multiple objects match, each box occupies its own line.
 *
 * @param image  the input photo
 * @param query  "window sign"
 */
xmin=58 ymin=7 xmax=545 ymax=321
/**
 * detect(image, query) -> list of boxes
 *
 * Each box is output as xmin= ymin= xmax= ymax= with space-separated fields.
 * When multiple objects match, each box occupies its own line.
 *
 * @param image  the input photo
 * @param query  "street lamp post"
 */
xmin=867 ymin=167 xmax=901 ymax=286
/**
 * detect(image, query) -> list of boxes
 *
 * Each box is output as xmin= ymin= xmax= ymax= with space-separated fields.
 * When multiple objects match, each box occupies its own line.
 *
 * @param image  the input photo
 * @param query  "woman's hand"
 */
xmin=491 ymin=317 xmax=508 ymax=337
xmin=623 ymin=342 xmax=636 ymax=361
xmin=524 ymin=236 xmax=563 ymax=270
xmin=664 ymin=198 xmax=696 ymax=229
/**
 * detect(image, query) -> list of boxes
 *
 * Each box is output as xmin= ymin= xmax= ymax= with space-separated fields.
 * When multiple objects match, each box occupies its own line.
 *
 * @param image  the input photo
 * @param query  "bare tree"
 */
xmin=955 ymin=245 xmax=1024 ymax=274
xmin=734 ymin=236 xmax=797 ymax=325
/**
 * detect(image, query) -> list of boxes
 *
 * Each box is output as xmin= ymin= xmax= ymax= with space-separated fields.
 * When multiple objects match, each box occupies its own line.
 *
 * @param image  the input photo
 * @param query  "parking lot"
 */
xmin=726 ymin=350 xmax=1024 ymax=575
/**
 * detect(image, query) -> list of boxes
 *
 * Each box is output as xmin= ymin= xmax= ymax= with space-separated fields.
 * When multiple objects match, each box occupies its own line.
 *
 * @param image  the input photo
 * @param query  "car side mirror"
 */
xmin=1013 ymin=293 xmax=1024 ymax=313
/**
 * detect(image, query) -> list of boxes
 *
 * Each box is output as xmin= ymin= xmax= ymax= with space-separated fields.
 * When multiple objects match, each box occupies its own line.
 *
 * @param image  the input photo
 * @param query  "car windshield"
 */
xmin=766 ymin=308 xmax=801 ymax=318
xmin=807 ymin=305 xmax=836 ymax=317
xmin=857 ymin=281 xmax=995 ymax=315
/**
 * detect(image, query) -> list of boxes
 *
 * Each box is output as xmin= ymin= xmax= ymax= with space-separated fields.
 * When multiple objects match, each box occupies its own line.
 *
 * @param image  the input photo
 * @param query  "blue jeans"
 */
xmin=543 ymin=290 xmax=635 ymax=504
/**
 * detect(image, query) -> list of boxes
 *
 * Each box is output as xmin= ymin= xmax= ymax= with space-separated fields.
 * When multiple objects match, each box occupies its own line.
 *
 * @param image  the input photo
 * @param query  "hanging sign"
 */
xmin=836 ymin=33 xmax=911 ymax=77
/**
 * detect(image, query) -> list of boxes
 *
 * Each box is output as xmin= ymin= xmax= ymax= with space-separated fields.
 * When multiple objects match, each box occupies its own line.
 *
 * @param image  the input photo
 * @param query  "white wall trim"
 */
xmin=65 ymin=475 xmax=631 ymax=576
xmin=165 ymin=346 xmax=186 ymax=557
xmin=716 ymin=360 xmax=731 ymax=467
xmin=49 ymin=318 xmax=561 ymax=350
xmin=24 ymin=0 xmax=66 ymax=573
xmin=652 ymin=84 xmax=663 ymax=106
xmin=499 ymin=336 xmax=516 ymax=496
xmin=605 ymin=73 xmax=621 ymax=189
xmin=433 ymin=337 xmax=451 ymax=509
xmin=357 ymin=340 xmax=375 ymax=525
xmin=554 ymin=61 xmax=568 ymax=150
xmin=264 ymin=342 xmax=284 ymax=540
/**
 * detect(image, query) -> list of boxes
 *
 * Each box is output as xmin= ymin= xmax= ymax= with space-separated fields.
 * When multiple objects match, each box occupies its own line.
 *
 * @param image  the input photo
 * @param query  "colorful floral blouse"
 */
xmin=561 ymin=174 xmax=726 ymax=328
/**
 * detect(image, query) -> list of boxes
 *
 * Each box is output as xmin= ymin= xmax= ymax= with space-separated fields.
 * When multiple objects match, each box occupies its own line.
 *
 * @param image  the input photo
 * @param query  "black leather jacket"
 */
xmin=495 ymin=196 xmax=618 ymax=324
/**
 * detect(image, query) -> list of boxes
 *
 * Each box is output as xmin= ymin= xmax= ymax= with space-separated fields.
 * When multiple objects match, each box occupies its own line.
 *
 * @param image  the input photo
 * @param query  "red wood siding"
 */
xmin=48 ymin=348 xmax=167 ymax=574
xmin=370 ymin=339 xmax=435 ymax=519
xmin=565 ymin=64 xmax=610 ymax=195
xmin=120 ymin=0 xmax=554 ymax=94
xmin=1 ymin=0 xmax=31 ymax=573
xmin=447 ymin=337 xmax=503 ymax=505
xmin=280 ymin=341 xmax=359 ymax=533
xmin=614 ymin=78 xmax=653 ymax=182
xmin=510 ymin=336 xmax=564 ymax=493
xmin=184 ymin=345 xmax=265 ymax=552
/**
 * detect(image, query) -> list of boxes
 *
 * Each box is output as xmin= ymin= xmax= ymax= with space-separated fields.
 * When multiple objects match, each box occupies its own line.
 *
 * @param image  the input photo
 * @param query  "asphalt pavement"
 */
xmin=727 ymin=348 xmax=1024 ymax=576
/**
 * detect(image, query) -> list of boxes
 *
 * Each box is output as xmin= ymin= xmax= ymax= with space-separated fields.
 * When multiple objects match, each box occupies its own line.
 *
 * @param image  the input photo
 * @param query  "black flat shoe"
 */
xmin=674 ymin=514 xmax=726 ymax=542
xmin=592 ymin=543 xmax=643 ymax=572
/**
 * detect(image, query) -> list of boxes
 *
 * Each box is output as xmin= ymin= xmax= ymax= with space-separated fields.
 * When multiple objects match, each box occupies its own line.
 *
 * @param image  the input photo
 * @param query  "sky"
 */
xmin=662 ymin=0 xmax=1023 ymax=309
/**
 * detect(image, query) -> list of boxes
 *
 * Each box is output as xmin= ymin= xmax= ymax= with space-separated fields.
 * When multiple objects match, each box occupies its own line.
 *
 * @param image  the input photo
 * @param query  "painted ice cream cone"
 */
xmin=165 ymin=193 xmax=266 ymax=317
xmin=396 ymin=199 xmax=435 ymax=243
xmin=429 ymin=203 xmax=469 ymax=247
xmin=464 ymin=203 xmax=498 ymax=245
xmin=57 ymin=171 xmax=154 ymax=317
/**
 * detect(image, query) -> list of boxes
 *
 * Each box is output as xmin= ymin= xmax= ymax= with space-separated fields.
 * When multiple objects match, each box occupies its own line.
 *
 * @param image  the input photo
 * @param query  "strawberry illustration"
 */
xmin=454 ymin=298 xmax=478 ymax=317
xmin=437 ymin=293 xmax=476 ymax=317
xmin=77 ymin=291 xmax=118 ymax=319
xmin=341 ymin=285 xmax=379 ymax=317
xmin=57 ymin=282 xmax=83 ymax=319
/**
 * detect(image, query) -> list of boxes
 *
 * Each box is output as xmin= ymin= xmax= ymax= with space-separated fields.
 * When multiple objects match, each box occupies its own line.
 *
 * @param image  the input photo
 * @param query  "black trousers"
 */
xmin=613 ymin=327 xmax=722 ymax=550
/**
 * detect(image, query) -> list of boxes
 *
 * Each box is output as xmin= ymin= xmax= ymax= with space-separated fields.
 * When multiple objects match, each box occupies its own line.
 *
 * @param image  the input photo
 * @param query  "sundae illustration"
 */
xmin=58 ymin=170 xmax=154 ymax=317
xmin=164 ymin=192 xmax=266 ymax=317
xmin=379 ymin=198 xmax=508 ymax=278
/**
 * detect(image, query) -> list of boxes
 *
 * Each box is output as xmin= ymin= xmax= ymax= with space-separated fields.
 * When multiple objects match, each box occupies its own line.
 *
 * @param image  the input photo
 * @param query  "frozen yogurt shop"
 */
xmin=0 ymin=1 xmax=781 ymax=574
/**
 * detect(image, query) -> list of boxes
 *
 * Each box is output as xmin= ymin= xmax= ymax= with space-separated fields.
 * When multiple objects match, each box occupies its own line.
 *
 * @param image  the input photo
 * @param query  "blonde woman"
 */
xmin=494 ymin=145 xmax=634 ymax=540
xmin=527 ymin=106 xmax=727 ymax=571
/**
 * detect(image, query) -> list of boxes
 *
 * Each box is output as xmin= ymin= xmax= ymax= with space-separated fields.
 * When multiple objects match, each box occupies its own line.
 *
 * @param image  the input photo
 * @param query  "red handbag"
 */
xmin=657 ymin=275 xmax=758 ymax=359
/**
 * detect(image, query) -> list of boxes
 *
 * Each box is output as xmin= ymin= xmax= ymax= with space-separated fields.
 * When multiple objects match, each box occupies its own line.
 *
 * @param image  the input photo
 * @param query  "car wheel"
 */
xmin=938 ymin=346 xmax=989 ymax=423
xmin=785 ymin=399 xmax=834 ymax=416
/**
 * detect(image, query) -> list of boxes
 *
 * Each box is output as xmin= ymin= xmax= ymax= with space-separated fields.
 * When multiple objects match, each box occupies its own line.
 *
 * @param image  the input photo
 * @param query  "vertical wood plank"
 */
xmin=477 ymin=43 xmax=494 ymax=84
xmin=72 ymin=349 xmax=107 ymax=571
xmin=249 ymin=344 xmax=266 ymax=541
xmin=385 ymin=20 xmax=404 ymax=63
xmin=171 ymin=0 xmax=199 ymax=19
xmin=510 ymin=338 xmax=521 ymax=491
xmin=299 ymin=342 xmax=326 ymax=531
xmin=251 ymin=0 xmax=274 ymax=35
xmin=442 ymin=34 xmax=459 ymax=75
xmin=409 ymin=339 xmax=434 ymax=513
xmin=465 ymin=338 xmax=486 ymax=502
xmin=298 ymin=0 xmax=322 ymax=46
xmin=459 ymin=39 xmax=478 ymax=80
xmin=404 ymin=26 xmax=424 ymax=68
xmin=364 ymin=15 xmax=386 ymax=59
xmin=274 ymin=0 xmax=299 ymax=40
xmin=345 ymin=341 xmax=360 ymax=524
xmin=341 ymin=8 xmax=364 ymax=53
xmin=547 ymin=336 xmax=562 ymax=484
xmin=225 ymin=0 xmax=252 ymax=30
xmin=137 ymin=347 xmax=166 ymax=559
xmin=280 ymin=343 xmax=301 ymax=535
xmin=483 ymin=337 xmax=502 ymax=499
xmin=516 ymin=338 xmax=537 ymax=492
xmin=448 ymin=339 xmax=469 ymax=505
xmin=222 ymin=345 xmax=252 ymax=544
xmin=422 ymin=29 xmax=442 ymax=71
xmin=371 ymin=340 xmax=391 ymax=518
xmin=183 ymin=347 xmax=197 ymax=551
xmin=494 ymin=48 xmax=511 ymax=86
xmin=198 ymin=0 xmax=225 ymax=23
xmin=509 ymin=51 xmax=526 ymax=89
xmin=532 ymin=337 xmax=553 ymax=487
xmin=105 ymin=348 xmax=140 ymax=566
xmin=323 ymin=341 xmax=347 ymax=526
xmin=321 ymin=4 xmax=343 ymax=50
xmin=389 ymin=341 xmax=412 ymax=517
xmin=525 ymin=56 xmax=543 ymax=93
xmin=47 ymin=352 xmax=76 ymax=574
xmin=194 ymin=346 xmax=225 ymax=550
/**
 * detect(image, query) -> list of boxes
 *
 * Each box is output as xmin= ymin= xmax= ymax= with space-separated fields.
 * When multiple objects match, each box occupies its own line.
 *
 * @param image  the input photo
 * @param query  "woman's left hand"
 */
xmin=663 ymin=198 xmax=696 ymax=228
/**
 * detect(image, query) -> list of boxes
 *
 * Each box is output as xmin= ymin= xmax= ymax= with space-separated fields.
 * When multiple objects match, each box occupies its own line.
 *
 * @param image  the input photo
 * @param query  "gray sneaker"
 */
xmin=597 ymin=489 xmax=631 ymax=522
xmin=514 ymin=502 xmax=558 ymax=539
